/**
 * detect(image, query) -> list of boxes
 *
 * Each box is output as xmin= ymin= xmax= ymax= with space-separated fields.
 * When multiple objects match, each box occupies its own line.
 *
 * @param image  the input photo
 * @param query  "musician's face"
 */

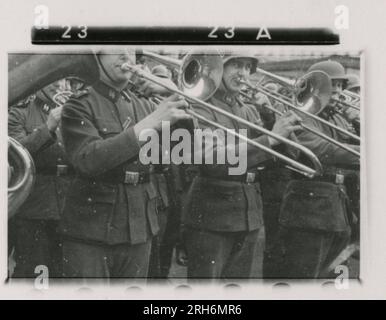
xmin=98 ymin=49 xmax=136 ymax=83
xmin=223 ymin=58 xmax=253 ymax=93
xmin=42 ymin=80 xmax=66 ymax=98
xmin=332 ymin=79 xmax=344 ymax=94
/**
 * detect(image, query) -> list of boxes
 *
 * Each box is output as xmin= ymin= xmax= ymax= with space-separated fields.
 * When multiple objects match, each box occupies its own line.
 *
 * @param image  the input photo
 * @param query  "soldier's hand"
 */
xmin=134 ymin=94 xmax=191 ymax=138
xmin=46 ymin=106 xmax=63 ymax=132
xmin=139 ymin=78 xmax=178 ymax=98
xmin=269 ymin=111 xmax=303 ymax=146
xmin=253 ymin=92 xmax=273 ymax=113
xmin=343 ymin=107 xmax=360 ymax=122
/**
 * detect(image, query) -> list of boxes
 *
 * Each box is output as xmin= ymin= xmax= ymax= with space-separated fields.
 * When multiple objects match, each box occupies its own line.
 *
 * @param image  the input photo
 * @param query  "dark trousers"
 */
xmin=262 ymin=202 xmax=283 ymax=279
xmin=278 ymin=226 xmax=351 ymax=279
xmin=148 ymin=208 xmax=168 ymax=278
xmin=12 ymin=219 xmax=62 ymax=278
xmin=185 ymin=228 xmax=263 ymax=280
xmin=148 ymin=204 xmax=181 ymax=279
xmin=62 ymin=239 xmax=152 ymax=278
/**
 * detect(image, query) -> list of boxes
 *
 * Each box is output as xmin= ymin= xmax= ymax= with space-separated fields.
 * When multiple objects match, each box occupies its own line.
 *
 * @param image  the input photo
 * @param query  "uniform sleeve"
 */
xmin=191 ymin=104 xmax=274 ymax=177
xmin=297 ymin=116 xmax=360 ymax=166
xmin=8 ymin=106 xmax=55 ymax=154
xmin=61 ymin=99 xmax=141 ymax=177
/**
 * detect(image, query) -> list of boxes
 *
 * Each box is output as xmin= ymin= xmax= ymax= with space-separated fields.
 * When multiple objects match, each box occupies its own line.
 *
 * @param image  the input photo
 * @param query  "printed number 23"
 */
xmin=208 ymin=26 xmax=235 ymax=39
xmin=62 ymin=25 xmax=88 ymax=39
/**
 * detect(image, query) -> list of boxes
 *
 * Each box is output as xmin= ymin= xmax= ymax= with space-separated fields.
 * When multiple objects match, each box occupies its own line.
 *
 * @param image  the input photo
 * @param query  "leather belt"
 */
xmin=96 ymin=171 xmax=151 ymax=185
xmin=37 ymin=165 xmax=75 ymax=176
xmin=300 ymin=173 xmax=345 ymax=185
xmin=203 ymin=171 xmax=259 ymax=184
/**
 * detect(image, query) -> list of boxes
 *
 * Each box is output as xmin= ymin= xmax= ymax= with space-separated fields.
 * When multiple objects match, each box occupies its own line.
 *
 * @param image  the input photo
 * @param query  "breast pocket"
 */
xmin=190 ymin=182 xmax=246 ymax=221
xmin=279 ymin=182 xmax=349 ymax=232
xmin=64 ymin=180 xmax=117 ymax=220
xmin=94 ymin=117 xmax=122 ymax=138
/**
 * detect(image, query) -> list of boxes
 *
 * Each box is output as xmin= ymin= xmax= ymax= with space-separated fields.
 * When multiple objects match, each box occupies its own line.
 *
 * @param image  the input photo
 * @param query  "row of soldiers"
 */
xmin=8 ymin=49 xmax=360 ymax=280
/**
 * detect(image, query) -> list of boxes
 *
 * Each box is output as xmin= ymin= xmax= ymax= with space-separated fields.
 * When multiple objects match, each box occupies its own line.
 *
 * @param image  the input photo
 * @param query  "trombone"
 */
xmin=343 ymin=90 xmax=360 ymax=102
xmin=239 ymin=72 xmax=360 ymax=157
xmin=53 ymin=90 xmax=74 ymax=106
xmin=331 ymin=90 xmax=360 ymax=111
xmin=123 ymin=51 xmax=323 ymax=178
xmin=240 ymin=68 xmax=361 ymax=146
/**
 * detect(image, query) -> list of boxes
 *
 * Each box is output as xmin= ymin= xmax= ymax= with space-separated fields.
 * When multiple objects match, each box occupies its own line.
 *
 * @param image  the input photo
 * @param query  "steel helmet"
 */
xmin=308 ymin=60 xmax=348 ymax=82
xmin=222 ymin=54 xmax=259 ymax=73
xmin=346 ymin=74 xmax=360 ymax=91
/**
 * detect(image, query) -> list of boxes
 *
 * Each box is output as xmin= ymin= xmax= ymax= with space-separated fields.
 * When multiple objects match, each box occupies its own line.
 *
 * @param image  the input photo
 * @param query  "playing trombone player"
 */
xmin=59 ymin=49 xmax=193 ymax=278
xmin=276 ymin=60 xmax=360 ymax=278
xmin=179 ymin=54 xmax=307 ymax=280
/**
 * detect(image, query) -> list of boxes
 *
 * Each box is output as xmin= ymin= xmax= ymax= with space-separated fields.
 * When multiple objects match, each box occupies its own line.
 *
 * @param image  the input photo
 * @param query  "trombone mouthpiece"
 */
xmin=121 ymin=63 xmax=131 ymax=71
xmin=236 ymin=77 xmax=245 ymax=85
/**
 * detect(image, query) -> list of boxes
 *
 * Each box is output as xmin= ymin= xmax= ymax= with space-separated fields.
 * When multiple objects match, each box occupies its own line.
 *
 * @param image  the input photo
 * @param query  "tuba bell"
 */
xmin=8 ymin=51 xmax=100 ymax=217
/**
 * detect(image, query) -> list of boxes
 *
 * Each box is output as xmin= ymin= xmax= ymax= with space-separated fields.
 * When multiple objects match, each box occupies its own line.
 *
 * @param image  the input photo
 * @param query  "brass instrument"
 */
xmin=8 ymin=52 xmax=99 ymax=217
xmin=239 ymin=71 xmax=360 ymax=157
xmin=52 ymin=90 xmax=74 ymax=106
xmin=343 ymin=90 xmax=360 ymax=103
xmin=331 ymin=91 xmax=360 ymax=111
xmin=123 ymin=51 xmax=323 ymax=178
xmin=240 ymin=68 xmax=360 ymax=149
xmin=8 ymin=137 xmax=35 ymax=218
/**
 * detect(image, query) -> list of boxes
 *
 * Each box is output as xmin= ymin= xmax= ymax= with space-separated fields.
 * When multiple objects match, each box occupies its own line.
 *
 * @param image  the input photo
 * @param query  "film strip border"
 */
xmin=32 ymin=26 xmax=339 ymax=45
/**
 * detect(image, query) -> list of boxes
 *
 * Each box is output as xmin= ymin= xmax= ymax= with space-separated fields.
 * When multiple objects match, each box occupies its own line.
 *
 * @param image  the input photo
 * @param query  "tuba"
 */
xmin=8 ymin=52 xmax=99 ymax=218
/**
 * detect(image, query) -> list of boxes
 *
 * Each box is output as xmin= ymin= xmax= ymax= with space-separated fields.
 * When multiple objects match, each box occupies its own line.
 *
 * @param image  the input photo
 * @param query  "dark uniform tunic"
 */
xmin=183 ymin=89 xmax=274 ymax=279
xmin=8 ymin=97 xmax=72 ymax=277
xmin=278 ymin=110 xmax=360 ymax=278
xmin=60 ymin=81 xmax=159 ymax=278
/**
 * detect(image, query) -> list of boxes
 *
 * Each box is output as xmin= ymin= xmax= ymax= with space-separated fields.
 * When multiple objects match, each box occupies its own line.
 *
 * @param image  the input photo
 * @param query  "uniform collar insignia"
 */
xmin=36 ymin=97 xmax=55 ymax=114
xmin=214 ymin=89 xmax=241 ymax=108
xmin=43 ymin=104 xmax=50 ymax=113
xmin=94 ymin=80 xmax=121 ymax=103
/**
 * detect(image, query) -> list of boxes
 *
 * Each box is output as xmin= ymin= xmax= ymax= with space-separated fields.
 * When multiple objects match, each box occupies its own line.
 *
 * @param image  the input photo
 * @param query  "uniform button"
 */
xmin=103 ymin=128 xmax=107 ymax=132
xmin=309 ymin=192 xmax=314 ymax=197
xmin=87 ymin=197 xmax=92 ymax=202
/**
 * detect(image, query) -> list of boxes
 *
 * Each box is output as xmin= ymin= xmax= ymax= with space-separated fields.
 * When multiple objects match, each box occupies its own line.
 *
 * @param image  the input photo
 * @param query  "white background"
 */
xmin=0 ymin=0 xmax=385 ymax=299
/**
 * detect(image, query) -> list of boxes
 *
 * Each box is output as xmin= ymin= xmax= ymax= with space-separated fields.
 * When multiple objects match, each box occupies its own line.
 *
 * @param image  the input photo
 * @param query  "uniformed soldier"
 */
xmin=340 ymin=73 xmax=360 ymax=260
xmin=342 ymin=74 xmax=360 ymax=136
xmin=60 ymin=49 xmax=191 ymax=278
xmin=182 ymin=54 xmax=304 ymax=280
xmin=8 ymin=80 xmax=73 ymax=278
xmin=142 ymin=64 xmax=181 ymax=278
xmin=241 ymin=80 xmax=293 ymax=278
xmin=346 ymin=74 xmax=360 ymax=94
xmin=277 ymin=60 xmax=360 ymax=278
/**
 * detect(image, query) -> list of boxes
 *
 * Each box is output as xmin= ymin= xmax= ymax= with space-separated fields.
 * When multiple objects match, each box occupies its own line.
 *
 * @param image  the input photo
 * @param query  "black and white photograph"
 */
xmin=7 ymin=49 xmax=361 ymax=282
xmin=3 ymin=0 xmax=386 ymax=305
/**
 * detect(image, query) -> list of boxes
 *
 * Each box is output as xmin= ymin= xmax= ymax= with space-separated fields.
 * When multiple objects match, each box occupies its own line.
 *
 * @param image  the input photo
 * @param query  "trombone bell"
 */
xmin=142 ymin=51 xmax=224 ymax=101
xmin=179 ymin=54 xmax=223 ymax=101
xmin=295 ymin=71 xmax=332 ymax=115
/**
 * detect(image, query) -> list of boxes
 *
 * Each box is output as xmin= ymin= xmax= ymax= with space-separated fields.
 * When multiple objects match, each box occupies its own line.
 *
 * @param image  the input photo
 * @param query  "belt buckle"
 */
xmin=335 ymin=173 xmax=345 ymax=184
xmin=246 ymin=172 xmax=256 ymax=184
xmin=57 ymin=165 xmax=68 ymax=176
xmin=124 ymin=171 xmax=140 ymax=185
